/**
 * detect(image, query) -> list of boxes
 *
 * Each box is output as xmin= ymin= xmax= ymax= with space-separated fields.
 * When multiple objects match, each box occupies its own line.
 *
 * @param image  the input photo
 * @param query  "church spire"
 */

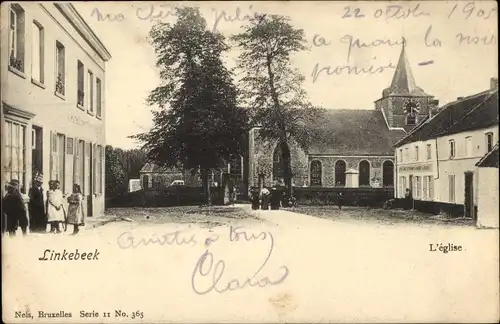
xmin=388 ymin=42 xmax=422 ymax=96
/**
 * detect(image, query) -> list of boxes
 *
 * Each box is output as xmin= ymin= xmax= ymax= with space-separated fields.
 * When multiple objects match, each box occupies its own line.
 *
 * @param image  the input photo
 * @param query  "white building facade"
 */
xmin=1 ymin=3 xmax=111 ymax=217
xmin=394 ymin=80 xmax=498 ymax=224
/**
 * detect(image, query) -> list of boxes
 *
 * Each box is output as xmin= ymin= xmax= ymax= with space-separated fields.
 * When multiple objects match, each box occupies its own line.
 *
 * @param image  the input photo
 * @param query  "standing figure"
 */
xmin=337 ymin=192 xmax=343 ymax=210
xmin=404 ymin=188 xmax=412 ymax=210
xmin=250 ymin=187 xmax=260 ymax=210
xmin=29 ymin=173 xmax=46 ymax=233
xmin=67 ymin=184 xmax=85 ymax=235
xmin=270 ymin=187 xmax=280 ymax=210
xmin=47 ymin=180 xmax=65 ymax=234
xmin=260 ymin=187 xmax=270 ymax=210
xmin=2 ymin=180 xmax=28 ymax=236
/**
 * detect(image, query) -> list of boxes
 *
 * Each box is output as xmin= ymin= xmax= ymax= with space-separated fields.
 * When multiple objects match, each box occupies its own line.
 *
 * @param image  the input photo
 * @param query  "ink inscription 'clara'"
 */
xmin=191 ymin=227 xmax=289 ymax=294
xmin=429 ymin=243 xmax=463 ymax=254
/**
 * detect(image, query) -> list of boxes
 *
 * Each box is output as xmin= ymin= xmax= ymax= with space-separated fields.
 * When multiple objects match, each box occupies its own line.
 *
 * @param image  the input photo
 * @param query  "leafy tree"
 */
xmin=105 ymin=145 xmax=127 ymax=197
xmin=232 ymin=14 xmax=324 ymax=196
xmin=132 ymin=7 xmax=248 ymax=204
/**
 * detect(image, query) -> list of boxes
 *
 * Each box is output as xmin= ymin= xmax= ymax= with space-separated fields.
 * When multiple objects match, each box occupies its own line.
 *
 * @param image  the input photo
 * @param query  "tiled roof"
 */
xmin=437 ymin=90 xmax=498 ymax=137
xmin=139 ymin=163 xmax=181 ymax=174
xmin=476 ymin=143 xmax=499 ymax=168
xmin=382 ymin=44 xmax=430 ymax=97
xmin=395 ymin=89 xmax=496 ymax=147
xmin=308 ymin=109 xmax=406 ymax=155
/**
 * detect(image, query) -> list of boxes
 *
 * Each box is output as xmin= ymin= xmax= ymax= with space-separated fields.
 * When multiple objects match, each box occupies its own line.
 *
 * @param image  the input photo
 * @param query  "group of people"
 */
xmin=2 ymin=173 xmax=86 ymax=236
xmin=249 ymin=185 xmax=286 ymax=210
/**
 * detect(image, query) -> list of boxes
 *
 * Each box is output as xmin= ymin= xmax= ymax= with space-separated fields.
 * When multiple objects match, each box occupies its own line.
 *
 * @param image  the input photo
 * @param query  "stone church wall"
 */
xmin=307 ymin=156 xmax=395 ymax=187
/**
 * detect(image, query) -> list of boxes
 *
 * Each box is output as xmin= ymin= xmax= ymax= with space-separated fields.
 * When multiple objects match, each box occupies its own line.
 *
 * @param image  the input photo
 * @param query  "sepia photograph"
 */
xmin=1 ymin=1 xmax=499 ymax=323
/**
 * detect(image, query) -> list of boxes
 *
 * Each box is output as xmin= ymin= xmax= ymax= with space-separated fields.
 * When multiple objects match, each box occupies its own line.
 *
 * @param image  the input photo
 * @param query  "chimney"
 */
xmin=491 ymin=77 xmax=498 ymax=90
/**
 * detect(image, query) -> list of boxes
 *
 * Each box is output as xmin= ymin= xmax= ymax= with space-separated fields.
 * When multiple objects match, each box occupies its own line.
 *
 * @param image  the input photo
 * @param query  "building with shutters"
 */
xmin=394 ymin=79 xmax=498 ymax=222
xmin=1 ymin=3 xmax=111 ymax=217
xmin=248 ymin=44 xmax=439 ymax=189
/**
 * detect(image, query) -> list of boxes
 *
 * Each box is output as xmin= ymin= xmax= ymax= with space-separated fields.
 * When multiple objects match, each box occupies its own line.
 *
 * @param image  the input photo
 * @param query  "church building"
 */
xmin=248 ymin=44 xmax=439 ymax=189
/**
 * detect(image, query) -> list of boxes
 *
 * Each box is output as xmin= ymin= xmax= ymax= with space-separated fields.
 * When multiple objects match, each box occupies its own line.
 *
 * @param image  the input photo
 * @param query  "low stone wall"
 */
xmin=292 ymin=187 xmax=395 ymax=207
xmin=106 ymin=187 xmax=225 ymax=208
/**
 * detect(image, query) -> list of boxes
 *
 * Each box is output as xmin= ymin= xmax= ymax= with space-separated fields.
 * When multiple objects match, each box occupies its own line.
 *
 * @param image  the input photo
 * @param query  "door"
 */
xmin=464 ymin=172 xmax=475 ymax=219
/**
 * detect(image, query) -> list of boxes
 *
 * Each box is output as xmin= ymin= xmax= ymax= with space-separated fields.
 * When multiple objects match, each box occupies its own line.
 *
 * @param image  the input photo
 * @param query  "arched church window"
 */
xmin=359 ymin=160 xmax=370 ymax=187
xmin=382 ymin=160 xmax=394 ymax=187
xmin=335 ymin=160 xmax=346 ymax=186
xmin=310 ymin=160 xmax=322 ymax=187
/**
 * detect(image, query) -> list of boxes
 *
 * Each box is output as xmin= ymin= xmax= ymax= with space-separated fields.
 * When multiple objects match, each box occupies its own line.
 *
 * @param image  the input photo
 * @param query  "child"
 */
xmin=2 ymin=180 xmax=28 ymax=236
xmin=66 ymin=184 xmax=85 ymax=235
xmin=46 ymin=180 xmax=65 ymax=233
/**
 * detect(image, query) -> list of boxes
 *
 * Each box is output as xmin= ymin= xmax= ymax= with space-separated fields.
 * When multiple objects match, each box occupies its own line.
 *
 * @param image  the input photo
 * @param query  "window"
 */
xmin=96 ymin=78 xmax=102 ymax=117
xmin=415 ymin=176 xmax=421 ymax=199
xmin=486 ymin=132 xmax=494 ymax=152
xmin=358 ymin=160 xmax=370 ymax=187
xmin=423 ymin=176 xmax=428 ymax=199
xmin=465 ymin=136 xmax=472 ymax=157
xmin=398 ymin=176 xmax=404 ymax=197
xmin=9 ymin=4 xmax=25 ymax=72
xmin=382 ymin=160 xmax=394 ymax=187
xmin=404 ymin=148 xmax=409 ymax=161
xmin=310 ymin=160 xmax=322 ymax=187
xmin=4 ymin=120 xmax=27 ymax=188
xmin=426 ymin=144 xmax=432 ymax=160
xmin=427 ymin=176 xmax=434 ymax=200
xmin=88 ymin=70 xmax=94 ymax=113
xmin=55 ymin=41 xmax=65 ymax=95
xmin=399 ymin=149 xmax=403 ymax=162
xmin=31 ymin=21 xmax=44 ymax=83
xmin=77 ymin=61 xmax=84 ymax=107
xmin=335 ymin=160 xmax=346 ymax=186
xmin=448 ymin=174 xmax=455 ymax=203
xmin=415 ymin=146 xmax=419 ymax=161
xmin=449 ymin=139 xmax=455 ymax=158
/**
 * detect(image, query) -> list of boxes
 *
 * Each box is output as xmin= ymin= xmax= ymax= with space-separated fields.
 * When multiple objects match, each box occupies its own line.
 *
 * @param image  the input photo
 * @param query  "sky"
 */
xmin=73 ymin=1 xmax=498 ymax=150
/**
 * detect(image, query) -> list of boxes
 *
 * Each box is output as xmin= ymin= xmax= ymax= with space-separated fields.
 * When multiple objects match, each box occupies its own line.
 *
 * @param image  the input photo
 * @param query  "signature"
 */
xmin=117 ymin=230 xmax=198 ymax=249
xmin=191 ymin=227 xmax=289 ymax=294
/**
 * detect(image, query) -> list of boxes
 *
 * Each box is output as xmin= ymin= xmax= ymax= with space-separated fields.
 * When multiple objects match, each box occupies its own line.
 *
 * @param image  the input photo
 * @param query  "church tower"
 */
xmin=375 ymin=43 xmax=438 ymax=132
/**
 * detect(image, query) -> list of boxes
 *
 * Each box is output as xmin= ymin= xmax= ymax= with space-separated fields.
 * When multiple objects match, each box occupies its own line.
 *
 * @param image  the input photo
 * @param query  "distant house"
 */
xmin=139 ymin=163 xmax=188 ymax=189
xmin=475 ymin=143 xmax=499 ymax=228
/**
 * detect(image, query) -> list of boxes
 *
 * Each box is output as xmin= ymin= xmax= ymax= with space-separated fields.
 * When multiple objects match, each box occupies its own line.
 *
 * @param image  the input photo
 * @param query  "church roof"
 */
xmin=476 ymin=143 xmax=499 ymax=168
xmin=308 ymin=110 xmax=406 ymax=156
xmin=382 ymin=44 xmax=430 ymax=97
xmin=395 ymin=89 xmax=497 ymax=147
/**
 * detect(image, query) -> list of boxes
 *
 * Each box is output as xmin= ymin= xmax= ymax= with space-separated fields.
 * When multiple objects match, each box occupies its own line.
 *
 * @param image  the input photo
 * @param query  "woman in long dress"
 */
xmin=66 ymin=184 xmax=85 ymax=235
xmin=47 ymin=180 xmax=65 ymax=234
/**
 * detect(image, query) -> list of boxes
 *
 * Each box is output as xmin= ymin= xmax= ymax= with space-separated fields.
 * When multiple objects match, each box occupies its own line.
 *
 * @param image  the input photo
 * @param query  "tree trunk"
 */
xmin=280 ymin=141 xmax=293 ymax=197
xmin=200 ymin=168 xmax=212 ymax=206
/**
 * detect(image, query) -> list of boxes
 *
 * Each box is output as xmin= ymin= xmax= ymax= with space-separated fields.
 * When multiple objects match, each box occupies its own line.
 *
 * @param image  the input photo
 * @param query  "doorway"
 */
xmin=464 ymin=172 xmax=475 ymax=219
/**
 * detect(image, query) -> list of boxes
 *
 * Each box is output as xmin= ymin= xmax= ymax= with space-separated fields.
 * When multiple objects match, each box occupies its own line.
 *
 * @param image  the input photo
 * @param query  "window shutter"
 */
xmin=101 ymin=145 xmax=105 ymax=194
xmin=50 ymin=131 xmax=57 ymax=180
xmin=65 ymin=137 xmax=74 ymax=193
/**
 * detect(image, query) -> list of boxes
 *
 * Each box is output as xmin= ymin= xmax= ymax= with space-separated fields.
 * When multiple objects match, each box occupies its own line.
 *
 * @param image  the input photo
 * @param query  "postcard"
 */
xmin=1 ymin=1 xmax=499 ymax=323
